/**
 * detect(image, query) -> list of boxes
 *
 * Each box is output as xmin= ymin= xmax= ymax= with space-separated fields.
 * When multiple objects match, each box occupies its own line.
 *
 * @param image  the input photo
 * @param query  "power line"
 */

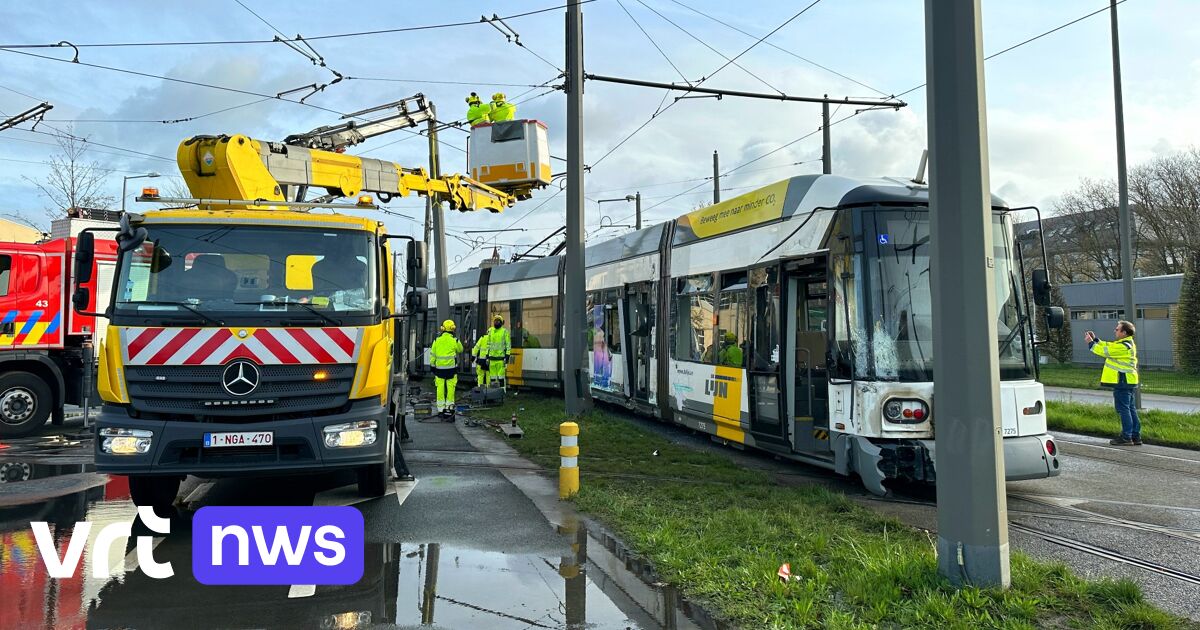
xmin=0 ymin=1 xmax=596 ymax=49
xmin=634 ymin=1 xmax=1132 ymax=216
xmin=0 ymin=48 xmax=351 ymax=118
xmin=633 ymin=0 xmax=783 ymax=95
xmin=615 ymin=0 xmax=692 ymax=86
xmin=233 ymin=0 xmax=291 ymax=40
xmin=343 ymin=77 xmax=547 ymax=88
xmin=894 ymin=0 xmax=1132 ymax=98
xmin=701 ymin=0 xmax=824 ymax=84
xmin=1 ymin=51 xmax=477 ymax=158
xmin=665 ymin=0 xmax=891 ymax=97
xmin=0 ymin=154 xmax=183 ymax=176
xmin=43 ymin=97 xmax=275 ymax=125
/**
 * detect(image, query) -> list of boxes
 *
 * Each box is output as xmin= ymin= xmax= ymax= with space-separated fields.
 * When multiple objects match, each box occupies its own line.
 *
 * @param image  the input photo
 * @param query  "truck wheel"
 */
xmin=129 ymin=476 xmax=181 ymax=508
xmin=356 ymin=428 xmax=392 ymax=498
xmin=0 ymin=372 xmax=53 ymax=438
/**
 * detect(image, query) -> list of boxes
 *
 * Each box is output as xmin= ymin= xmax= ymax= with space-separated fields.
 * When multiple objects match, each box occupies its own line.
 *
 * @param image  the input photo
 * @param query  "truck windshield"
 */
xmin=113 ymin=224 xmax=378 ymax=324
xmin=838 ymin=207 xmax=1032 ymax=381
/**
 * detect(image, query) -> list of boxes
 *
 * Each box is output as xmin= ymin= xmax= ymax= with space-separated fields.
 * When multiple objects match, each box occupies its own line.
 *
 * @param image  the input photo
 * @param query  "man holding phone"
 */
xmin=1085 ymin=321 xmax=1141 ymax=445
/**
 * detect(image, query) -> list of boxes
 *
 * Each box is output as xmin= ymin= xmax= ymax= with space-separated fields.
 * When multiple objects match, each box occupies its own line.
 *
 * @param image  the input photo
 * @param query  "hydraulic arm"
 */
xmin=282 ymin=95 xmax=433 ymax=152
xmin=177 ymin=133 xmax=515 ymax=213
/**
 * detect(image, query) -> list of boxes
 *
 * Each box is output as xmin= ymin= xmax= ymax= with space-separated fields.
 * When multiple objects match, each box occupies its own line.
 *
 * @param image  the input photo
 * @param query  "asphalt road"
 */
xmin=1045 ymin=386 xmax=1200 ymax=414
xmin=0 ymin=410 xmax=659 ymax=630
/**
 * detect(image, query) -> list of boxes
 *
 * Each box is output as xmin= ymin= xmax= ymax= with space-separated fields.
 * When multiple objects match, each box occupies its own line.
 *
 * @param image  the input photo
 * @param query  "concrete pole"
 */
xmin=712 ymin=150 xmax=720 ymax=204
xmin=1110 ymin=0 xmax=1140 ymax=406
xmin=427 ymin=103 xmax=451 ymax=325
xmin=420 ymin=543 xmax=440 ymax=624
xmin=822 ymin=98 xmax=832 ymax=175
xmin=925 ymin=0 xmax=1010 ymax=587
xmin=634 ymin=192 xmax=642 ymax=231
xmin=564 ymin=0 xmax=592 ymax=414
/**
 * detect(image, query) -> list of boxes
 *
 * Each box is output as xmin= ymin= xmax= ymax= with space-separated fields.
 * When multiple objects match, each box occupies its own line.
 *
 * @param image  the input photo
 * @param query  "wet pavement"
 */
xmin=0 ymin=408 xmax=670 ymax=630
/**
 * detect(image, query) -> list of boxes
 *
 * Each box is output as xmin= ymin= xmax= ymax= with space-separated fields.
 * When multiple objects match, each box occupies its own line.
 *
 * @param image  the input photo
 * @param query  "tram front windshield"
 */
xmin=850 ymin=207 xmax=1032 ymax=381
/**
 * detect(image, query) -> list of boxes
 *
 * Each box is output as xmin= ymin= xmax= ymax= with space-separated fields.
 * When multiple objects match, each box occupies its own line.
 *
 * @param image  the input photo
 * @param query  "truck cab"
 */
xmin=0 ymin=231 xmax=116 ymax=437
xmin=81 ymin=210 xmax=414 ymax=506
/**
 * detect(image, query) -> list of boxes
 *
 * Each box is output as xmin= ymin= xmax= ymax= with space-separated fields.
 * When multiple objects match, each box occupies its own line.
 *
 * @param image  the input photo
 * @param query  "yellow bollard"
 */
xmin=559 ymin=421 xmax=580 ymax=499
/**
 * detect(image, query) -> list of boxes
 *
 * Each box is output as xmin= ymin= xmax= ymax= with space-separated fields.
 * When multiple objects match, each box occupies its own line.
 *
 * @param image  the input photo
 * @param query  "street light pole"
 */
xmin=564 ymin=0 xmax=592 ymax=415
xmin=121 ymin=172 xmax=160 ymax=213
xmin=925 ymin=0 xmax=1010 ymax=587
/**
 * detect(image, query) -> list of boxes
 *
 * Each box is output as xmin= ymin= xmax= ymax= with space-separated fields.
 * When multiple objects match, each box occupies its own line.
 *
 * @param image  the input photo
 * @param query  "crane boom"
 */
xmin=282 ymin=95 xmax=433 ymax=152
xmin=177 ymin=134 xmax=515 ymax=213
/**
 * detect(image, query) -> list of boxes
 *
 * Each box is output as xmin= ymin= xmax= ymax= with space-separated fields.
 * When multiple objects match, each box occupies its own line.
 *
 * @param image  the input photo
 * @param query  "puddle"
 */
xmin=0 ymin=468 xmax=677 ymax=629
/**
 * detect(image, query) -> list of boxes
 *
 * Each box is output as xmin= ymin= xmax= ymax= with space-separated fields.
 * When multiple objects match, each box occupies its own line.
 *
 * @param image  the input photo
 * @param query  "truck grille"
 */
xmin=125 ymin=364 xmax=356 ymax=419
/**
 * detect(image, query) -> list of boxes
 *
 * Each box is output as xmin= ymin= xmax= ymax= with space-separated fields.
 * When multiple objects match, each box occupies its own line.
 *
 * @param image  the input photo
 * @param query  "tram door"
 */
xmin=785 ymin=257 xmax=831 ymax=453
xmin=624 ymin=282 xmax=655 ymax=403
xmin=748 ymin=265 xmax=786 ymax=443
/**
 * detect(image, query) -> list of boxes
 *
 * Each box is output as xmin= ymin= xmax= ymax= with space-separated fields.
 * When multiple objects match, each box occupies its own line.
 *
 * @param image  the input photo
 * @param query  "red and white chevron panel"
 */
xmin=120 ymin=327 xmax=363 ymax=366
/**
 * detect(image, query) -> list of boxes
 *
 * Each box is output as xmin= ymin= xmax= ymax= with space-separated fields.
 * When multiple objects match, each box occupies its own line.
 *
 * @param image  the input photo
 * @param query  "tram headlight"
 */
xmin=883 ymin=399 xmax=929 ymax=424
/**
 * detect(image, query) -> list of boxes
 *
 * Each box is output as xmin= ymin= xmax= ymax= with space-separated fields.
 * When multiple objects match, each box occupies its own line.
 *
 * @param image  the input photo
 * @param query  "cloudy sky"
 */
xmin=0 ymin=0 xmax=1195 ymax=269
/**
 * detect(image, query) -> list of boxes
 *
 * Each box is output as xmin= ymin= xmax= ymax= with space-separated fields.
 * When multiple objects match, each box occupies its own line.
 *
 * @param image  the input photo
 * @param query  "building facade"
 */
xmin=1060 ymin=274 xmax=1183 ymax=368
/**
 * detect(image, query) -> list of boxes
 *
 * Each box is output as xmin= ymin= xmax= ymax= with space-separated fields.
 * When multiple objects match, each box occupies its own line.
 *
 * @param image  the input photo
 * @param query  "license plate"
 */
xmin=203 ymin=431 xmax=274 ymax=448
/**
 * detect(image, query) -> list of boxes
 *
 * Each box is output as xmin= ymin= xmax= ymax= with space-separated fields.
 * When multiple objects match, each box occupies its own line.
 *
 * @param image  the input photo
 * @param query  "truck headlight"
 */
xmin=99 ymin=428 xmax=153 ymax=455
xmin=323 ymin=421 xmax=377 ymax=448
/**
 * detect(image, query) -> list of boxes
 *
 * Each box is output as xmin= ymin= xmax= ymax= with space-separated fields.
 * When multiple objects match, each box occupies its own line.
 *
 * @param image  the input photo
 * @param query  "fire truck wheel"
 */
xmin=129 ymin=475 xmax=181 ymax=508
xmin=0 ymin=372 xmax=53 ymax=438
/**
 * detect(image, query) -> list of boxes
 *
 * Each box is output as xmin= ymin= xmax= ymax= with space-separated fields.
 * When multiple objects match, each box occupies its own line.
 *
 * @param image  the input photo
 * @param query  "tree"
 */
xmin=1036 ymin=284 xmax=1074 ymax=364
xmin=1177 ymin=253 xmax=1200 ymax=374
xmin=21 ymin=127 xmax=116 ymax=227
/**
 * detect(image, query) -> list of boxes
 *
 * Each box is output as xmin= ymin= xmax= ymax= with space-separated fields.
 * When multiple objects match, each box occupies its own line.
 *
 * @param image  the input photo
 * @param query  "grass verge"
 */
xmin=475 ymin=394 xmax=1190 ymax=629
xmin=1039 ymin=365 xmax=1200 ymax=399
xmin=1047 ymin=401 xmax=1200 ymax=450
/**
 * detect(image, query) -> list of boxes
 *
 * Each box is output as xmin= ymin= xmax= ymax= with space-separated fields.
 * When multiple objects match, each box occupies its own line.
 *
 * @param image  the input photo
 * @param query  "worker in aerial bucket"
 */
xmin=466 ymin=92 xmax=491 ymax=125
xmin=489 ymin=92 xmax=516 ymax=122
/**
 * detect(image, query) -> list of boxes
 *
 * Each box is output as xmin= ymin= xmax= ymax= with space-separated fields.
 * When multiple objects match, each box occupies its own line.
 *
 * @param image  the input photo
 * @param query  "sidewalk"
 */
xmin=1045 ymin=385 xmax=1200 ymax=414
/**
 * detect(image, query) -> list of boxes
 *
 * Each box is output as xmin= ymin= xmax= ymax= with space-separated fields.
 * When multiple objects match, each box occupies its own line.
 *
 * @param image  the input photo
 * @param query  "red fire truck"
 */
xmin=0 ymin=225 xmax=117 ymax=437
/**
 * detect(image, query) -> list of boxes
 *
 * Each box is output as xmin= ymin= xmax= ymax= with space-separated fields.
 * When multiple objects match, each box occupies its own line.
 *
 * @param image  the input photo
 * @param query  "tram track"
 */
xmin=858 ymin=493 xmax=1200 ymax=587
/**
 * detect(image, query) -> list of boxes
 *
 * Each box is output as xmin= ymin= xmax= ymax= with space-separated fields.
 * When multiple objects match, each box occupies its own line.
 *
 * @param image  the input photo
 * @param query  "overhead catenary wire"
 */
xmin=627 ymin=1 xmax=1134 ymax=219
xmin=893 ymin=0 xmax=1132 ymax=98
xmin=0 ymin=1 xmax=597 ymax=49
xmin=699 ymin=0 xmax=824 ymax=85
xmin=633 ymin=0 xmax=784 ymax=95
xmin=666 ymin=0 xmax=892 ymax=98
xmin=586 ymin=1 xmax=830 ymax=172
xmin=615 ymin=0 xmax=692 ymax=86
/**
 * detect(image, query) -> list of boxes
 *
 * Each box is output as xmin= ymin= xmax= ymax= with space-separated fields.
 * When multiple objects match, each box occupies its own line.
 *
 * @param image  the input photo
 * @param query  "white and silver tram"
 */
xmin=417 ymin=174 xmax=1061 ymax=494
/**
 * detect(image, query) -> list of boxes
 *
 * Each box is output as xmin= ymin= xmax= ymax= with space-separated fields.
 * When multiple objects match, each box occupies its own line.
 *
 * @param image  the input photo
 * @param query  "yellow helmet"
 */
xmin=441 ymin=319 xmax=457 ymax=332
xmin=492 ymin=314 xmax=504 ymax=324
xmin=491 ymin=92 xmax=506 ymax=102
xmin=723 ymin=331 xmax=737 ymax=344
xmin=466 ymin=92 xmax=481 ymax=105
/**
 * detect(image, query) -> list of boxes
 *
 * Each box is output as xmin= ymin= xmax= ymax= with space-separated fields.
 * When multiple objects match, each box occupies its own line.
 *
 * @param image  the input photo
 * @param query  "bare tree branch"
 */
xmin=20 ymin=126 xmax=116 ymax=226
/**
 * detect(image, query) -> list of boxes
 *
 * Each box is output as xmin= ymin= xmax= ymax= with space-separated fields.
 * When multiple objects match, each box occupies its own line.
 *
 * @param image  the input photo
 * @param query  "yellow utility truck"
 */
xmin=72 ymin=96 xmax=544 ymax=506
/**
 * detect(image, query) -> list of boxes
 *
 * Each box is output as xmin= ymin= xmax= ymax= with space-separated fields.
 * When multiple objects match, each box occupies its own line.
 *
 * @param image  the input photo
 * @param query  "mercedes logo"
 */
xmin=221 ymin=360 xmax=261 ymax=397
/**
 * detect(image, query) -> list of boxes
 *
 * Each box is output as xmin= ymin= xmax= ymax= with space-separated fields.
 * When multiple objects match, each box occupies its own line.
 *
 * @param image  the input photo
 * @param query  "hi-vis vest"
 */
xmin=489 ymin=100 xmax=515 ymax=122
xmin=467 ymin=102 xmax=490 ymax=125
xmin=472 ymin=336 xmax=488 ymax=359
xmin=1091 ymin=336 xmax=1139 ymax=387
xmin=430 ymin=332 xmax=463 ymax=369
xmin=486 ymin=326 xmax=511 ymax=358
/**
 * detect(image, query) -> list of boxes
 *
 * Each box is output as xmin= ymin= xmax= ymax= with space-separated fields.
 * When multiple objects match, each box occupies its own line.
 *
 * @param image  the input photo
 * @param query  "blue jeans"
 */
xmin=1113 ymin=388 xmax=1141 ymax=440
